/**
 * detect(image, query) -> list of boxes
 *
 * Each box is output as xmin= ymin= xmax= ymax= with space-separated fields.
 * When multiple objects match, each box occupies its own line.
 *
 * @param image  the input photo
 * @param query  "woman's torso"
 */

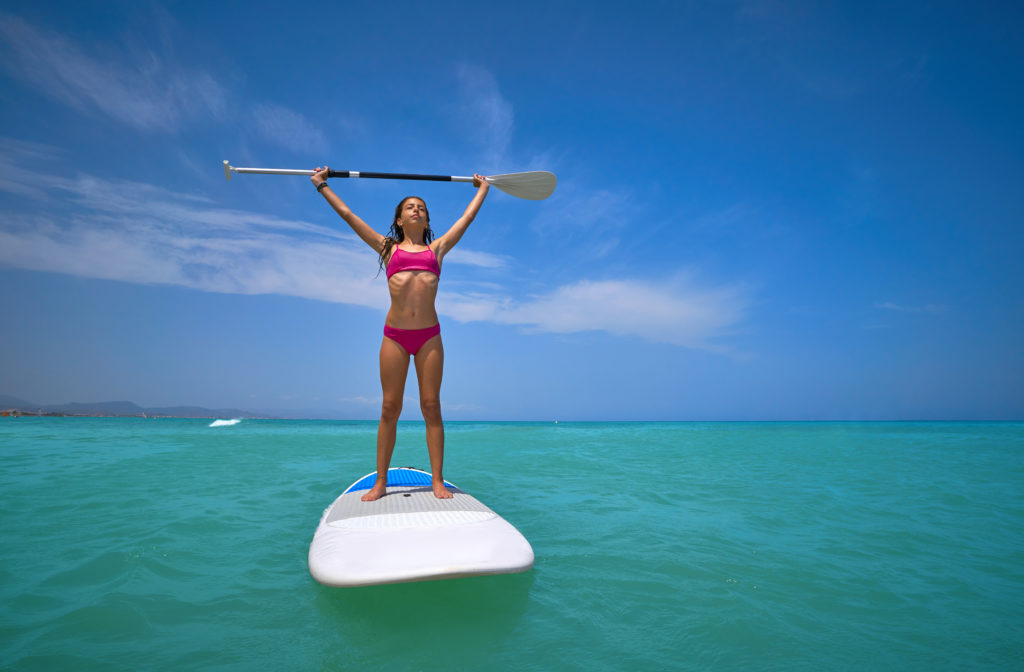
xmin=384 ymin=244 xmax=441 ymax=329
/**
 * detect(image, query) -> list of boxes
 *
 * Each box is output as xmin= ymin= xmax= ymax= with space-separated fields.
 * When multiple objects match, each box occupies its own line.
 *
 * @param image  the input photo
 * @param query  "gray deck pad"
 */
xmin=326 ymin=486 xmax=495 ymax=524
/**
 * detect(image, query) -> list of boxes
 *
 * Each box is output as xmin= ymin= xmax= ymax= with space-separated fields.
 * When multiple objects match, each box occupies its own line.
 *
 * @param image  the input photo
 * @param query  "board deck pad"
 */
xmin=308 ymin=467 xmax=534 ymax=587
xmin=343 ymin=467 xmax=453 ymax=492
xmin=326 ymin=487 xmax=497 ymax=528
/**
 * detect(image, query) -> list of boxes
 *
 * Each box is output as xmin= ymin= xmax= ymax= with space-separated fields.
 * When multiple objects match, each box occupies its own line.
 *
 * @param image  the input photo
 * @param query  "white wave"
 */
xmin=209 ymin=418 xmax=241 ymax=427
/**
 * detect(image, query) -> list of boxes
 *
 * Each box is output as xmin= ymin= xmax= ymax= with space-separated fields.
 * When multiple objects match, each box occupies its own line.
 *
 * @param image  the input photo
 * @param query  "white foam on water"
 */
xmin=209 ymin=418 xmax=242 ymax=427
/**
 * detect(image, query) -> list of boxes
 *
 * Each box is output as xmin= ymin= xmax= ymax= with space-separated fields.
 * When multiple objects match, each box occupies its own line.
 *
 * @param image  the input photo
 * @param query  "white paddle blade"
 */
xmin=487 ymin=171 xmax=557 ymax=200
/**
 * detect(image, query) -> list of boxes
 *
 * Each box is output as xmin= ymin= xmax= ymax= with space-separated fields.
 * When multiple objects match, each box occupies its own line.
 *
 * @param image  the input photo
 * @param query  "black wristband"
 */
xmin=316 ymin=182 xmax=329 ymax=192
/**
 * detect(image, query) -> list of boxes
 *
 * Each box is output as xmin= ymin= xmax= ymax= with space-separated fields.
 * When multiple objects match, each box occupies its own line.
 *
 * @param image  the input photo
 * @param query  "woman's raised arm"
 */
xmin=311 ymin=167 xmax=385 ymax=254
xmin=433 ymin=174 xmax=490 ymax=261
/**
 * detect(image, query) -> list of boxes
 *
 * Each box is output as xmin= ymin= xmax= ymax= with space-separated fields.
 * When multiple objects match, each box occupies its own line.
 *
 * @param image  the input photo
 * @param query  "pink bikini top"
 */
xmin=386 ymin=246 xmax=441 ymax=280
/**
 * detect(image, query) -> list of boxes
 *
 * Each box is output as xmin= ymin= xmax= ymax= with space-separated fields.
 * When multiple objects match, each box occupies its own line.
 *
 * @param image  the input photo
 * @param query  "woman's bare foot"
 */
xmin=361 ymin=482 xmax=387 ymax=501
xmin=432 ymin=480 xmax=453 ymax=499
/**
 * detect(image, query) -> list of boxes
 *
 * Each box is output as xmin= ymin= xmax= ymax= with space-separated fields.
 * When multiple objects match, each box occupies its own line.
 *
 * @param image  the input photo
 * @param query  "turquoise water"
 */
xmin=2 ymin=419 xmax=1022 ymax=670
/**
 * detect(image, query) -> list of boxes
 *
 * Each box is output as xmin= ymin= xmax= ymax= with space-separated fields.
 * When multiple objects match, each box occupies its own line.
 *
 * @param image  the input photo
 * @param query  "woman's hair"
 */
xmin=379 ymin=196 xmax=431 ymax=274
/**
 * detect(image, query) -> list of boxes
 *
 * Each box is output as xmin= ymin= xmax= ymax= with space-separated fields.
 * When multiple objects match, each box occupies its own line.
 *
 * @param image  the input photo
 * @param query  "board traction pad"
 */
xmin=326 ymin=486 xmax=495 ymax=523
xmin=344 ymin=466 xmax=454 ymax=493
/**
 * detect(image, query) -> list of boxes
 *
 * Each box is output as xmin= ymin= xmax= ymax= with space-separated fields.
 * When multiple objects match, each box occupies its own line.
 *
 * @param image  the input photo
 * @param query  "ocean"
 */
xmin=1 ymin=418 xmax=1022 ymax=670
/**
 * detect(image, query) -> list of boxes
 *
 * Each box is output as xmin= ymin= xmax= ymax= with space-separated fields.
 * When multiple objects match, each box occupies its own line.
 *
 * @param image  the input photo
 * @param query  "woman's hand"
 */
xmin=311 ymin=166 xmax=329 ymax=189
xmin=472 ymin=173 xmax=489 ymax=190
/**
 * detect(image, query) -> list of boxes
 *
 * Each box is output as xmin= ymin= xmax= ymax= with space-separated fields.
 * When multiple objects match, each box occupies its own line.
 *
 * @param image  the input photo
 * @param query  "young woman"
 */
xmin=311 ymin=167 xmax=490 ymax=501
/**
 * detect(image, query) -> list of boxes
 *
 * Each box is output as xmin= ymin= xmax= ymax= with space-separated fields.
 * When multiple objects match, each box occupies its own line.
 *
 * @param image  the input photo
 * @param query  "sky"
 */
xmin=0 ymin=1 xmax=1021 ymax=420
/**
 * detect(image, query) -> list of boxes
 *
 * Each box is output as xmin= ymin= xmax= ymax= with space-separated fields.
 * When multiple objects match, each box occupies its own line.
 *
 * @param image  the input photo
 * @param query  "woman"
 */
xmin=311 ymin=166 xmax=490 ymax=501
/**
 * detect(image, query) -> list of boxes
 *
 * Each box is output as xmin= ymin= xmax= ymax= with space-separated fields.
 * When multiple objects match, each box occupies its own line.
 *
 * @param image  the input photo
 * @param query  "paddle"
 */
xmin=222 ymin=160 xmax=556 ymax=200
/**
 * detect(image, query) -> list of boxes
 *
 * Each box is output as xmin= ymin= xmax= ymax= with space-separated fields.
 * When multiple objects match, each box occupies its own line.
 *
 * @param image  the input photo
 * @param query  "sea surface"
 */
xmin=1 ymin=419 xmax=1022 ymax=671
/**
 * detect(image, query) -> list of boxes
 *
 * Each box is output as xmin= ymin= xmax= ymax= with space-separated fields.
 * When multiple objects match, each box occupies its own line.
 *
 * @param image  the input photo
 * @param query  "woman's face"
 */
xmin=397 ymin=198 xmax=429 ymax=231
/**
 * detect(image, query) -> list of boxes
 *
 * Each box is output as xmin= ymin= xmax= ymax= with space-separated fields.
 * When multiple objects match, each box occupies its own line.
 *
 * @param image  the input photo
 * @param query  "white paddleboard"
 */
xmin=308 ymin=467 xmax=534 ymax=587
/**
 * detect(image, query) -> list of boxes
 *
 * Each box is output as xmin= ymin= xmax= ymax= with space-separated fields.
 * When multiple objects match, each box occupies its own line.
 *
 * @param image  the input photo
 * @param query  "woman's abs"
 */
xmin=387 ymin=275 xmax=438 ymax=328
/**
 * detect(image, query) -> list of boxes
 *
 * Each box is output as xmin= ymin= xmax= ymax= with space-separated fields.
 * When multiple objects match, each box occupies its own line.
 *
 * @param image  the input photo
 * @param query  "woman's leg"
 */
xmin=413 ymin=334 xmax=449 ymax=498
xmin=362 ymin=336 xmax=411 ymax=502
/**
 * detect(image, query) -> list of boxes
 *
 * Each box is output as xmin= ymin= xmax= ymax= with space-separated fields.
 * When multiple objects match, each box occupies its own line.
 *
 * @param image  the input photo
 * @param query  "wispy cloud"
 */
xmin=0 ymin=13 xmax=330 ymax=149
xmin=875 ymin=302 xmax=948 ymax=315
xmin=734 ymin=1 xmax=929 ymax=101
xmin=443 ymin=248 xmax=509 ymax=269
xmin=0 ymin=208 xmax=384 ymax=307
xmin=525 ymin=177 xmax=638 ymax=264
xmin=440 ymin=276 xmax=747 ymax=353
xmin=251 ymin=103 xmax=328 ymax=154
xmin=455 ymin=64 xmax=514 ymax=167
xmin=0 ymin=137 xmax=61 ymax=198
xmin=690 ymin=203 xmax=760 ymax=231
xmin=0 ymin=142 xmax=385 ymax=307
xmin=0 ymin=13 xmax=226 ymax=132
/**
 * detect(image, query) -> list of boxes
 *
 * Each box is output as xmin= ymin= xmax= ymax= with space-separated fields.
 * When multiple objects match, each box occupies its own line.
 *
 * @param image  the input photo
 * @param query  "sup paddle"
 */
xmin=223 ymin=160 xmax=556 ymax=200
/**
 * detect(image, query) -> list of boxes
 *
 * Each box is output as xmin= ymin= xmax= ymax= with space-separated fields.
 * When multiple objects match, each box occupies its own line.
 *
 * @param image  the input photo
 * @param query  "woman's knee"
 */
xmin=420 ymin=397 xmax=442 ymax=423
xmin=380 ymin=398 xmax=403 ymax=423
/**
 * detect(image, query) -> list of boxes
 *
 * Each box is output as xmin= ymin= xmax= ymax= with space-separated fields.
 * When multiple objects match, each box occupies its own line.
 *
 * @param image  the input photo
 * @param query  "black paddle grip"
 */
xmin=326 ymin=170 xmax=452 ymax=182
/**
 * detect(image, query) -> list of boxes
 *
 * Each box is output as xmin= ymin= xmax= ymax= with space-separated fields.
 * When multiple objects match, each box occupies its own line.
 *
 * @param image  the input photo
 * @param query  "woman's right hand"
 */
xmin=311 ymin=166 xmax=329 ymax=189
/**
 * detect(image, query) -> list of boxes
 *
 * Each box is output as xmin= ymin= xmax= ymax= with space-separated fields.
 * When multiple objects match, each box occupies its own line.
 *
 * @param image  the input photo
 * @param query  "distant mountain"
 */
xmin=0 ymin=394 xmax=35 ymax=408
xmin=55 ymin=401 xmax=145 ymax=415
xmin=1 ymin=394 xmax=262 ymax=418
xmin=147 ymin=405 xmax=257 ymax=419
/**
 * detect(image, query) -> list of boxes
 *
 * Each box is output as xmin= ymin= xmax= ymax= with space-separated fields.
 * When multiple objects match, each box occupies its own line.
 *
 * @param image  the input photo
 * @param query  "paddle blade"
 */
xmin=487 ymin=171 xmax=557 ymax=200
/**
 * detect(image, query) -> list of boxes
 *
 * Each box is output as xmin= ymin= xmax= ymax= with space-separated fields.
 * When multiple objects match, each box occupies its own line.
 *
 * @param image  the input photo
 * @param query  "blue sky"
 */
xmin=1 ymin=1 xmax=1021 ymax=420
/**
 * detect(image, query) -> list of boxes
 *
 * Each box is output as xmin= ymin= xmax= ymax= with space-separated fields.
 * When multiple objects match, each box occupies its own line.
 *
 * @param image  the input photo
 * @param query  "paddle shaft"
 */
xmin=227 ymin=164 xmax=473 ymax=183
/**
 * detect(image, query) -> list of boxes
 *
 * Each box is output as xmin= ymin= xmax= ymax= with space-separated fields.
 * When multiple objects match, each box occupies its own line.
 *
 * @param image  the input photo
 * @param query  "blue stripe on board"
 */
xmin=343 ymin=467 xmax=455 ymax=493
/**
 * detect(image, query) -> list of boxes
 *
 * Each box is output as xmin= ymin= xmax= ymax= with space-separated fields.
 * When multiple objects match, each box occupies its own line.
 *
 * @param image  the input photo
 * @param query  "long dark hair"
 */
xmin=378 ymin=196 xmax=432 ymax=274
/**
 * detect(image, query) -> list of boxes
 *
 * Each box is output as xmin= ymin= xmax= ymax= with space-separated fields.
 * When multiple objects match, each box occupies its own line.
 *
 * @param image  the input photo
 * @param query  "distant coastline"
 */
xmin=0 ymin=394 xmax=265 ymax=419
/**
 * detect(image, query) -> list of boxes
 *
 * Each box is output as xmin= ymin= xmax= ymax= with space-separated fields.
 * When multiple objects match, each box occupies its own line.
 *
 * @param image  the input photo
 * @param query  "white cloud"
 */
xmin=0 ymin=14 xmax=330 ymax=153
xmin=528 ymin=182 xmax=632 ymax=256
xmin=251 ymin=103 xmax=328 ymax=155
xmin=0 ymin=209 xmax=384 ymax=307
xmin=441 ymin=276 xmax=747 ymax=353
xmin=690 ymin=203 xmax=759 ymax=230
xmin=0 ymin=145 xmax=386 ymax=308
xmin=875 ymin=302 xmax=947 ymax=315
xmin=0 ymin=137 xmax=61 ymax=198
xmin=0 ymin=13 xmax=226 ymax=132
xmin=339 ymin=396 xmax=380 ymax=405
xmin=442 ymin=248 xmax=509 ymax=269
xmin=455 ymin=64 xmax=514 ymax=167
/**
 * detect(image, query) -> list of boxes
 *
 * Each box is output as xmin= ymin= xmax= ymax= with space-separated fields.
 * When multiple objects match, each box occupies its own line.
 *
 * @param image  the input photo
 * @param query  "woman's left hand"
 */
xmin=311 ymin=166 xmax=329 ymax=189
xmin=472 ymin=173 xmax=489 ymax=189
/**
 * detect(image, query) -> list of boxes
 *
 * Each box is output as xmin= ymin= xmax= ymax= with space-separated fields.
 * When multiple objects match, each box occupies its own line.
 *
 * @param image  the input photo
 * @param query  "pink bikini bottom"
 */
xmin=383 ymin=323 xmax=440 ymax=355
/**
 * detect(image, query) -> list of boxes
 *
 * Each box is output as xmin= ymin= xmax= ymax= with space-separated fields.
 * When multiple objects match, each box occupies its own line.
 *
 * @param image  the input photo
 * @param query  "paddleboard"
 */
xmin=308 ymin=467 xmax=534 ymax=587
